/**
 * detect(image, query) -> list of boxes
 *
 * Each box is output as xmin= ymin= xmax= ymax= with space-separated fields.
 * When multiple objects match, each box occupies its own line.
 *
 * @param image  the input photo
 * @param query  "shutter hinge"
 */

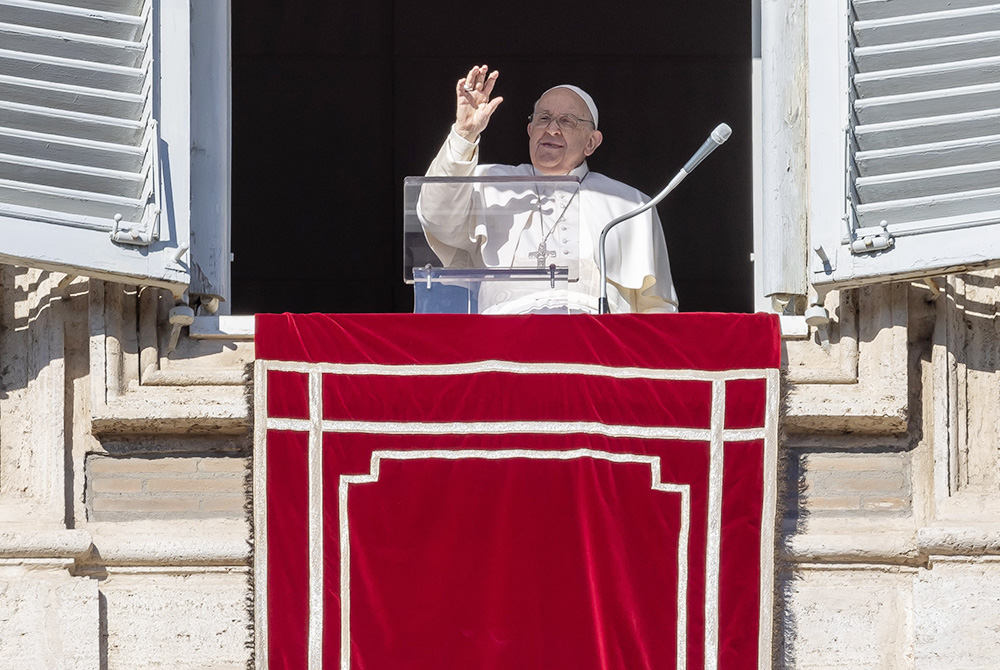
xmin=849 ymin=221 xmax=894 ymax=255
xmin=110 ymin=119 xmax=161 ymax=248
xmin=110 ymin=213 xmax=155 ymax=246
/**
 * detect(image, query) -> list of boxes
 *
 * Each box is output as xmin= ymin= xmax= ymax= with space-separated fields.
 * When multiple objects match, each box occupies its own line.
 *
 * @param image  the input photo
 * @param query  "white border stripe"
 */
xmin=338 ymin=476 xmax=351 ymax=670
xmin=757 ymin=368 xmax=780 ymax=669
xmin=253 ymin=360 xmax=269 ymax=670
xmin=704 ymin=379 xmax=726 ymax=670
xmin=673 ymin=486 xmax=691 ymax=670
xmin=265 ymin=358 xmax=769 ymax=382
xmin=339 ymin=449 xmax=692 ymax=670
xmin=266 ymin=417 xmax=764 ymax=443
xmin=307 ymin=371 xmax=324 ymax=670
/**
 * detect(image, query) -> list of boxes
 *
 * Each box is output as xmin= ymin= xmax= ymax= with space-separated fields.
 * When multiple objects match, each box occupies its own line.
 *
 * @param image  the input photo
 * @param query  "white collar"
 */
xmin=531 ymin=161 xmax=590 ymax=181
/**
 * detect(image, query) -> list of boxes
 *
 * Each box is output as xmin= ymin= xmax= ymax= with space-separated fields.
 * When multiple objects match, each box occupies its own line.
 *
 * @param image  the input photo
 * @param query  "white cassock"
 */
xmin=418 ymin=126 xmax=679 ymax=314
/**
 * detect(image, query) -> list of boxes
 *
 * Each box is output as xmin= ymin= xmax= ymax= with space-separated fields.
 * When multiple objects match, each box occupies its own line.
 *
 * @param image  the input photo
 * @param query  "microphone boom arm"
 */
xmin=598 ymin=170 xmax=688 ymax=314
xmin=597 ymin=123 xmax=731 ymax=315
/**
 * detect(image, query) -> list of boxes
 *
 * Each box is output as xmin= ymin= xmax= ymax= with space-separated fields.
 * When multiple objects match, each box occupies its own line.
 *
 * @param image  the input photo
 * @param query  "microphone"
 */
xmin=598 ymin=123 xmax=733 ymax=314
xmin=683 ymin=123 xmax=732 ymax=173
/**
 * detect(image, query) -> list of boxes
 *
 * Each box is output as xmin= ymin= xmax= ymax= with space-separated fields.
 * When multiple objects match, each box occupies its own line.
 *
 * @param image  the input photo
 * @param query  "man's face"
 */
xmin=527 ymin=88 xmax=603 ymax=175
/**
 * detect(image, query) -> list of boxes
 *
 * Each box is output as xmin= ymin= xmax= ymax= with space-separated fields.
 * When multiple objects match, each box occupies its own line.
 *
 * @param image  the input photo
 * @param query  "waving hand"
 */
xmin=454 ymin=65 xmax=503 ymax=142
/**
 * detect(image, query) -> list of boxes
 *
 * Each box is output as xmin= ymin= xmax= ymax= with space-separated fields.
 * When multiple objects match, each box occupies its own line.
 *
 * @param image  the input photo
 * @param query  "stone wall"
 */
xmin=3 ymin=264 xmax=1000 ymax=668
xmin=779 ymin=276 xmax=1000 ymax=670
xmin=0 ymin=267 xmax=252 ymax=670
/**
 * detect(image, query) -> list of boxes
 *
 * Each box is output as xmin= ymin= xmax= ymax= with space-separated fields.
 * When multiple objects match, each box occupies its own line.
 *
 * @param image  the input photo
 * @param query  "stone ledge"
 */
xmin=917 ymin=525 xmax=1000 ymax=556
xmin=91 ymin=389 xmax=249 ymax=434
xmin=781 ymin=524 xmax=1000 ymax=566
xmin=781 ymin=530 xmax=920 ymax=566
xmin=0 ymin=521 xmax=251 ymax=567
xmin=82 ymin=520 xmax=249 ymax=567
xmin=0 ymin=529 xmax=93 ymax=559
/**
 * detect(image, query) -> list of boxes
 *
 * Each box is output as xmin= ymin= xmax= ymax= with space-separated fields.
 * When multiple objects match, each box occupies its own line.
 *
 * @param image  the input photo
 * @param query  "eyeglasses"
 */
xmin=528 ymin=112 xmax=595 ymax=132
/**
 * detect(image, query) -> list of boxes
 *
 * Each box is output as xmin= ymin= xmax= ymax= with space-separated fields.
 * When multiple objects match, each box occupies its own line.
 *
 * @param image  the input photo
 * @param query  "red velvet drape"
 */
xmin=256 ymin=313 xmax=779 ymax=670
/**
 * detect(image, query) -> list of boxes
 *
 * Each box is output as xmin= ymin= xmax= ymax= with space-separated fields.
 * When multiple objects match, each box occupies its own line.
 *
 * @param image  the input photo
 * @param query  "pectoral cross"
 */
xmin=529 ymin=242 xmax=556 ymax=269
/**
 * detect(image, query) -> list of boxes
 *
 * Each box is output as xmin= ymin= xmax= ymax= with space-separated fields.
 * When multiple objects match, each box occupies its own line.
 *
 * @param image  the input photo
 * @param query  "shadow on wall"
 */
xmin=0 ymin=267 xmax=77 ymax=399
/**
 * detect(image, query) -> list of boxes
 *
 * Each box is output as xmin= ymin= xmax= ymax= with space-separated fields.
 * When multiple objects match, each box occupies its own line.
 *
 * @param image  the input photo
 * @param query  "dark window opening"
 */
xmin=232 ymin=1 xmax=752 ymax=314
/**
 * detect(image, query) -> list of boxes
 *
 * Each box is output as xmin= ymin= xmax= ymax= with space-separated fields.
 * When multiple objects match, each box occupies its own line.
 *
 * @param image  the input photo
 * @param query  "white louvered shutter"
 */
xmin=0 ymin=0 xmax=189 ymax=292
xmin=810 ymin=0 xmax=1000 ymax=289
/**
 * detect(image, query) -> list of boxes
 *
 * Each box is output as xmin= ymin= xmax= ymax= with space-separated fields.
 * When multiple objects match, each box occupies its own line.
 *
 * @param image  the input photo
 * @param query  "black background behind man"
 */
xmin=232 ymin=0 xmax=751 ymax=314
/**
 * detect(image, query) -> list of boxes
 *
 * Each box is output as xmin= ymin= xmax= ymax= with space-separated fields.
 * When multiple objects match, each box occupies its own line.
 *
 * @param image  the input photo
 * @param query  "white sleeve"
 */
xmin=417 ymin=126 xmax=484 ymax=266
xmin=596 ymin=185 xmax=679 ymax=312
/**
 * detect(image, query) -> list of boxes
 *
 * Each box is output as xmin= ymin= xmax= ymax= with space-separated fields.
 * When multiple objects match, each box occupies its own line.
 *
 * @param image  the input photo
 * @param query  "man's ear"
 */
xmin=584 ymin=130 xmax=603 ymax=156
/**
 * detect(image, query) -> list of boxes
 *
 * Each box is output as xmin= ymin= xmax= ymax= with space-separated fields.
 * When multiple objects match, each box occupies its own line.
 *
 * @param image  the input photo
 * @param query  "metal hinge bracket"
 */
xmin=110 ymin=213 xmax=155 ymax=246
xmin=849 ymin=221 xmax=894 ymax=255
xmin=110 ymin=119 xmax=161 ymax=248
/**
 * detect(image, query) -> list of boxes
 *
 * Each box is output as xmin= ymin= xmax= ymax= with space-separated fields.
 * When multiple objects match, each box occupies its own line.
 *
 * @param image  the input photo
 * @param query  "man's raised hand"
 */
xmin=455 ymin=65 xmax=503 ymax=142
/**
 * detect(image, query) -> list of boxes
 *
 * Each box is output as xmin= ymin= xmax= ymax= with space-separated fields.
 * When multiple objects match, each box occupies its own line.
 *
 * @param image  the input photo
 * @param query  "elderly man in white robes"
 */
xmin=419 ymin=64 xmax=678 ymax=314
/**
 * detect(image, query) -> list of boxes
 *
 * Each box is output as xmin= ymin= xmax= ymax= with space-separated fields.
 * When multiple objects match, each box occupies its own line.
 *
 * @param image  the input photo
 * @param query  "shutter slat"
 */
xmin=0 ymin=100 xmax=143 ymax=144
xmin=30 ymin=0 xmax=143 ymax=14
xmin=0 ymin=125 xmax=142 ymax=171
xmin=855 ymin=5 xmax=1000 ymax=47
xmin=856 ymin=109 xmax=1000 ymax=149
xmin=855 ymin=56 xmax=1000 ymax=97
xmin=856 ymin=186 xmax=1000 ymax=228
xmin=856 ymin=134 xmax=1000 ymax=175
xmin=0 ymin=22 xmax=145 ymax=67
xmin=0 ymin=151 xmax=144 ymax=197
xmin=0 ymin=74 xmax=145 ymax=118
xmin=0 ymin=176 xmax=143 ymax=221
xmin=854 ymin=0 xmax=996 ymax=22
xmin=854 ymin=83 xmax=1000 ymax=125
xmin=0 ymin=0 xmax=144 ymax=41
xmin=0 ymin=48 xmax=146 ymax=94
xmin=855 ymin=30 xmax=1000 ymax=71
xmin=857 ymin=161 xmax=1000 ymax=201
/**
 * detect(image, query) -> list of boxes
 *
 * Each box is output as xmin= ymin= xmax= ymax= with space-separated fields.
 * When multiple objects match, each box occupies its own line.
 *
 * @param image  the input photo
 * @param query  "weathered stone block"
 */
xmin=914 ymin=559 xmax=1000 ymax=670
xmin=782 ymin=567 xmax=913 ymax=670
xmin=101 ymin=570 xmax=250 ymax=669
xmin=0 ymin=563 xmax=99 ymax=670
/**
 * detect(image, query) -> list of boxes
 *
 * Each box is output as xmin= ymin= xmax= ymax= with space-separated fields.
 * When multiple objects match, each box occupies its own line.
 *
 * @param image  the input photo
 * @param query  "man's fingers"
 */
xmin=484 ymin=96 xmax=504 ymax=117
xmin=482 ymin=70 xmax=499 ymax=97
xmin=458 ymin=65 xmax=495 ymax=93
xmin=472 ymin=64 xmax=491 ymax=90
xmin=457 ymin=77 xmax=474 ymax=99
xmin=465 ymin=65 xmax=479 ymax=87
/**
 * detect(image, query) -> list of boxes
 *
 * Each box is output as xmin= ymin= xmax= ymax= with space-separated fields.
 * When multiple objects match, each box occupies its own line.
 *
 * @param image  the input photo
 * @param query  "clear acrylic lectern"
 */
xmin=404 ymin=175 xmax=581 ymax=314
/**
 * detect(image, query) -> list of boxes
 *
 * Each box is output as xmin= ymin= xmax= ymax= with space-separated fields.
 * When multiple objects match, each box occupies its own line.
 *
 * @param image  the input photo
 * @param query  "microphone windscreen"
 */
xmin=711 ymin=123 xmax=732 ymax=144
